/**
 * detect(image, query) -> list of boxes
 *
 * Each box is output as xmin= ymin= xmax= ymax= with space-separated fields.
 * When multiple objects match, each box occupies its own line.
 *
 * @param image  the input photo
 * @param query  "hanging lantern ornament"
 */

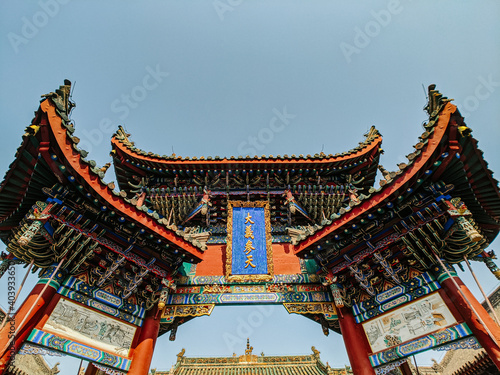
xmin=456 ymin=216 xmax=483 ymax=242
xmin=18 ymin=204 xmax=53 ymax=246
xmin=446 ymin=198 xmax=483 ymax=243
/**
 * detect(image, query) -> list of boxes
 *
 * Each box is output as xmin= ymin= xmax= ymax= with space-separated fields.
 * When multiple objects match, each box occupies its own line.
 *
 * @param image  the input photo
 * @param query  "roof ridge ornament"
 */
xmin=364 ymin=125 xmax=381 ymax=140
xmin=41 ymin=80 xmax=75 ymax=119
xmin=311 ymin=346 xmax=320 ymax=360
xmin=424 ymin=84 xmax=453 ymax=117
xmin=245 ymin=338 xmax=253 ymax=355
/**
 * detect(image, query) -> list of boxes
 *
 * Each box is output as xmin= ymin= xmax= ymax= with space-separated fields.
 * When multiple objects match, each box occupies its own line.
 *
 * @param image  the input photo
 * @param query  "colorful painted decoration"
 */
xmin=28 ymin=329 xmax=131 ymax=371
xmin=369 ymin=323 xmax=472 ymax=367
xmin=2 ymin=82 xmax=500 ymax=374
xmin=43 ymin=298 xmax=137 ymax=357
xmin=362 ymin=292 xmax=457 ymax=353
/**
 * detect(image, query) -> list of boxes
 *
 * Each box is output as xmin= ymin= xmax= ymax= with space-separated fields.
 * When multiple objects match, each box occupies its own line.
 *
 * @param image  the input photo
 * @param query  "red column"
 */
xmin=439 ymin=273 xmax=500 ymax=371
xmin=0 ymin=282 xmax=60 ymax=371
xmin=84 ymin=363 xmax=99 ymax=375
xmin=11 ymin=292 xmax=62 ymax=360
xmin=0 ymin=265 xmax=64 ymax=371
xmin=338 ymin=306 xmax=376 ymax=375
xmin=127 ymin=307 xmax=160 ymax=375
xmin=399 ymin=361 xmax=413 ymax=375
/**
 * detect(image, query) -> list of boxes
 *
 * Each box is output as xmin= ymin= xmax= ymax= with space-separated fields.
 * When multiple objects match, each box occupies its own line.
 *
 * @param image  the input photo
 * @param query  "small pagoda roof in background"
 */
xmin=5 ymin=354 xmax=60 ymax=375
xmin=151 ymin=340 xmax=352 ymax=375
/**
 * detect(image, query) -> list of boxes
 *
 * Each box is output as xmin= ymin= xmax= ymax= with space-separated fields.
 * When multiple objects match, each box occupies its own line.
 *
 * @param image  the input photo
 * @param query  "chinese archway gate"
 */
xmin=0 ymin=82 xmax=499 ymax=375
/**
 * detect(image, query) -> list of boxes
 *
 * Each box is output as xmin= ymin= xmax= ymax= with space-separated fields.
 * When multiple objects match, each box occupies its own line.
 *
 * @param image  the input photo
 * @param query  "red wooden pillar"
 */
xmin=399 ymin=361 xmax=413 ymax=375
xmin=12 ymin=292 xmax=62 ymax=358
xmin=337 ymin=306 xmax=376 ymax=375
xmin=433 ymin=262 xmax=500 ymax=371
xmin=0 ymin=265 xmax=64 ymax=371
xmin=127 ymin=306 xmax=161 ymax=375
xmin=84 ymin=363 xmax=99 ymax=375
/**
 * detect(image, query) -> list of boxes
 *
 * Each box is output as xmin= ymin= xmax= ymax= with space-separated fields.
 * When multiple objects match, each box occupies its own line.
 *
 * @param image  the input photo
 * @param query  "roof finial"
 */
xmin=311 ymin=346 xmax=320 ymax=359
xmin=245 ymin=338 xmax=253 ymax=355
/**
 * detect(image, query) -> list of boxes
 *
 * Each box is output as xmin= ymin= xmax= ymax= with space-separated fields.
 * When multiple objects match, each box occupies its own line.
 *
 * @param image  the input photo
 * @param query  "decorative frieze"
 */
xmin=176 ymin=273 xmax=321 ymax=286
xmin=161 ymin=304 xmax=215 ymax=318
xmin=28 ymin=329 xmax=132 ymax=371
xmin=42 ymin=298 xmax=137 ymax=357
xmin=352 ymin=272 xmax=437 ymax=321
xmin=60 ymin=276 xmax=145 ymax=319
xmin=167 ymin=291 xmax=332 ymax=305
xmin=369 ymin=323 xmax=472 ymax=367
xmin=363 ymin=292 xmax=457 ymax=354
xmin=283 ymin=302 xmax=337 ymax=318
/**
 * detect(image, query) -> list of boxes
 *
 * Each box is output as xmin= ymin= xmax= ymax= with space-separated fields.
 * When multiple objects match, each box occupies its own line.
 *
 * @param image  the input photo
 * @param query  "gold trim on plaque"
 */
xmin=283 ymin=302 xmax=337 ymax=315
xmin=225 ymin=201 xmax=274 ymax=282
xmin=161 ymin=304 xmax=215 ymax=318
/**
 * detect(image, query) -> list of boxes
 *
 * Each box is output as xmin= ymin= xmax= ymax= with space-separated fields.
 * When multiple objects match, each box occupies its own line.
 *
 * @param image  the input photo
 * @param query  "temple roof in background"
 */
xmin=5 ymin=354 xmax=59 ymax=375
xmin=151 ymin=340 xmax=352 ymax=375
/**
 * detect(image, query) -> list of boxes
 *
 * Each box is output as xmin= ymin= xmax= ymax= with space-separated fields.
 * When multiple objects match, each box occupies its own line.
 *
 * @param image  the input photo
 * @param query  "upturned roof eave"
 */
xmin=460 ymin=134 xmax=500 ymax=222
xmin=0 ymin=116 xmax=58 ymax=232
xmin=38 ymin=98 xmax=205 ymax=260
xmin=0 ymin=138 xmax=38 ymax=223
xmin=292 ymin=102 xmax=459 ymax=255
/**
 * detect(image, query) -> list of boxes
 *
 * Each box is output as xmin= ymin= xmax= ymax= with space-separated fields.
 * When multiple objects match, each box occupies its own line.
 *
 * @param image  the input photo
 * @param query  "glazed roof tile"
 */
xmin=154 ymin=350 xmax=335 ymax=375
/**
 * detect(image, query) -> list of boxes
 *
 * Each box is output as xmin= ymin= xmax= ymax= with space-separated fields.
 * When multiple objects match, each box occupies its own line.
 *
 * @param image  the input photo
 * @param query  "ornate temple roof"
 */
xmin=0 ymin=80 xmax=386 ymax=263
xmin=0 ymin=81 xmax=205 ymax=268
xmin=106 ymin=83 xmax=500 ymax=269
xmin=151 ymin=341 xmax=352 ymax=375
xmin=111 ymin=125 xmax=382 ymax=196
xmin=1 ymin=81 xmax=499 ymax=315
xmin=294 ymin=87 xmax=500 ymax=252
xmin=291 ymin=85 xmax=500 ymax=284
xmin=109 ymin=123 xmax=383 ymax=247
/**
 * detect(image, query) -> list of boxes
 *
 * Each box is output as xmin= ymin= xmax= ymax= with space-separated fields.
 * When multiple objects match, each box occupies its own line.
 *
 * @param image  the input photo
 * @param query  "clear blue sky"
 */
xmin=0 ymin=1 xmax=499 ymax=373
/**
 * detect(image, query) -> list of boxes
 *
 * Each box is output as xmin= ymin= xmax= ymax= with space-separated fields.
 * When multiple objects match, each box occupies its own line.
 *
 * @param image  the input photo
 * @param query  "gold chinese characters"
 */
xmin=244 ymin=212 xmax=256 ymax=268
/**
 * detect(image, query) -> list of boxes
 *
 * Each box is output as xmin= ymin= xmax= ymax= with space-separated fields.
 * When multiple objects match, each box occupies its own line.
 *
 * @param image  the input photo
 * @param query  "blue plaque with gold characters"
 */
xmin=226 ymin=201 xmax=273 ymax=282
